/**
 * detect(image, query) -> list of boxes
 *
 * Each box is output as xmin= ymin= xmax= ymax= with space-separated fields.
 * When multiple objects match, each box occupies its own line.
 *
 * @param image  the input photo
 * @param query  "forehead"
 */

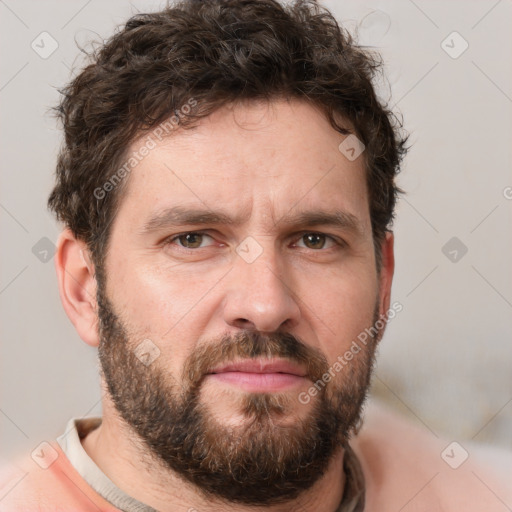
xmin=114 ymin=98 xmax=370 ymax=232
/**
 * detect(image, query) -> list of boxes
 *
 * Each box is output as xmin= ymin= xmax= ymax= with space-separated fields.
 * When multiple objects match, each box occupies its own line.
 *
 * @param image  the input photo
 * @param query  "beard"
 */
xmin=96 ymin=282 xmax=380 ymax=506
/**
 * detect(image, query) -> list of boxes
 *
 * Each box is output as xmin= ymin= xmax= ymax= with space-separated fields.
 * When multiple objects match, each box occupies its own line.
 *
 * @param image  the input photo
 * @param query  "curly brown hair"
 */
xmin=48 ymin=0 xmax=407 ymax=269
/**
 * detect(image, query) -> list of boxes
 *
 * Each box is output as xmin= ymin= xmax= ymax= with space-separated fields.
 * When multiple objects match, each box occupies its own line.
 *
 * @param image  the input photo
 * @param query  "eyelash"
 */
xmin=164 ymin=231 xmax=343 ymax=251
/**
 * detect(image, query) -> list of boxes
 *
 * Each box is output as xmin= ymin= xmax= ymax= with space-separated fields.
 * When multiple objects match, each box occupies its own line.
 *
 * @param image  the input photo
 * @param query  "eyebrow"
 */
xmin=141 ymin=206 xmax=249 ymax=234
xmin=140 ymin=205 xmax=363 ymax=236
xmin=277 ymin=209 xmax=363 ymax=234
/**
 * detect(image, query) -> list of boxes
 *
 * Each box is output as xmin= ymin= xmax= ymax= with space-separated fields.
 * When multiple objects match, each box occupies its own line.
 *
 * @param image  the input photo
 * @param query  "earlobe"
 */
xmin=55 ymin=229 xmax=100 ymax=347
xmin=378 ymin=232 xmax=395 ymax=321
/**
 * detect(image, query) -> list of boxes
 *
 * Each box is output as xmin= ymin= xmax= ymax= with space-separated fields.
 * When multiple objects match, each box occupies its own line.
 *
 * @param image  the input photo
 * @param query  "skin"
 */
xmin=55 ymin=98 xmax=394 ymax=511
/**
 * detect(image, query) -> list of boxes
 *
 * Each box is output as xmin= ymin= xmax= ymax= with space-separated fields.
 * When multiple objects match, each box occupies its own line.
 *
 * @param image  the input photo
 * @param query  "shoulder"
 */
xmin=0 ymin=441 xmax=116 ymax=511
xmin=352 ymin=400 xmax=512 ymax=512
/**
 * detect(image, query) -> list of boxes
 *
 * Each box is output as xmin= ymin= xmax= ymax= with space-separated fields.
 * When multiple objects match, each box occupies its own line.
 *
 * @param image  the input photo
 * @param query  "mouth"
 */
xmin=205 ymin=358 xmax=308 ymax=392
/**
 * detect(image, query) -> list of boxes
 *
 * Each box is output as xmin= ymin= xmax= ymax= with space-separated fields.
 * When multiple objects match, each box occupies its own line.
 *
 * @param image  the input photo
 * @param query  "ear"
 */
xmin=377 ymin=231 xmax=395 ymax=321
xmin=55 ymin=228 xmax=99 ymax=347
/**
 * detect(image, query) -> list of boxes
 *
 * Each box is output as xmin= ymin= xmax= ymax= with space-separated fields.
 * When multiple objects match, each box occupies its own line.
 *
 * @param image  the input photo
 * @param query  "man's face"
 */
xmin=96 ymin=99 xmax=390 ymax=504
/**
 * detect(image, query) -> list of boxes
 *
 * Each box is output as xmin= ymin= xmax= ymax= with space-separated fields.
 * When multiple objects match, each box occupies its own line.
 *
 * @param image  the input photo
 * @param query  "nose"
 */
xmin=222 ymin=248 xmax=301 ymax=333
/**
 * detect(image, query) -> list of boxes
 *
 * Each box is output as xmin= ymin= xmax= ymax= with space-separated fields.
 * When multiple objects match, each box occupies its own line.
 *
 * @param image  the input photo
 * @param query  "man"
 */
xmin=1 ymin=0 xmax=509 ymax=510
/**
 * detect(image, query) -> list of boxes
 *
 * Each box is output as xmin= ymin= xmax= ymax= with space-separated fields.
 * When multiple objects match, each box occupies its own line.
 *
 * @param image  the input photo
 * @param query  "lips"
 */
xmin=205 ymin=358 xmax=308 ymax=393
xmin=208 ymin=358 xmax=307 ymax=377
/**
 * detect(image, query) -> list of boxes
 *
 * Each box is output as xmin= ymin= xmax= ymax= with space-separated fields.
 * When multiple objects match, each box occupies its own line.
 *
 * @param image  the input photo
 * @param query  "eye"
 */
xmin=295 ymin=232 xmax=338 ymax=250
xmin=168 ymin=232 xmax=215 ymax=249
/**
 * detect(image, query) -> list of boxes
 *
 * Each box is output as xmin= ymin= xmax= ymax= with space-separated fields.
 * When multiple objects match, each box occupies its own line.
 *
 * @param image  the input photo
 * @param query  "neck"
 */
xmin=81 ymin=399 xmax=347 ymax=512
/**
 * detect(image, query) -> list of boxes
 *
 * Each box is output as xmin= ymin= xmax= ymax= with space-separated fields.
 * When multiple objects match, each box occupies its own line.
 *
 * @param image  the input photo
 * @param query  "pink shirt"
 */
xmin=1 ymin=402 xmax=510 ymax=511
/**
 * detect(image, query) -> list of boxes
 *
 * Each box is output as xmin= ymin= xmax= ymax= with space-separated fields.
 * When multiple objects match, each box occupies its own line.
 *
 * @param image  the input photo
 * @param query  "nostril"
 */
xmin=231 ymin=318 xmax=254 ymax=330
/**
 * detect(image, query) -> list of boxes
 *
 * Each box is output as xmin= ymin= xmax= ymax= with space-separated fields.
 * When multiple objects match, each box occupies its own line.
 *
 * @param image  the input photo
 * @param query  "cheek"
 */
xmin=295 ymin=264 xmax=378 ymax=362
xmin=106 ymin=258 xmax=226 ymax=361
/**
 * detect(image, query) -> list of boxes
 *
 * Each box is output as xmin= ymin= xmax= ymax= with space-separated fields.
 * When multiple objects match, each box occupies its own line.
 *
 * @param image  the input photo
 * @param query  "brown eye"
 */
xmin=176 ymin=233 xmax=207 ymax=248
xmin=300 ymin=233 xmax=329 ymax=250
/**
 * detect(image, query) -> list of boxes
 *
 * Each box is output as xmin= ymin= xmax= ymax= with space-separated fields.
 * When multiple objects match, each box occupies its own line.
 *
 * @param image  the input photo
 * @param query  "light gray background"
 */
xmin=1 ymin=0 xmax=511 ymax=467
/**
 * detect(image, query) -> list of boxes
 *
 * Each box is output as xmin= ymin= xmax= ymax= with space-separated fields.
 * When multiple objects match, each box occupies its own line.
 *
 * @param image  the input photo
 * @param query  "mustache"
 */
xmin=182 ymin=330 xmax=330 ymax=388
